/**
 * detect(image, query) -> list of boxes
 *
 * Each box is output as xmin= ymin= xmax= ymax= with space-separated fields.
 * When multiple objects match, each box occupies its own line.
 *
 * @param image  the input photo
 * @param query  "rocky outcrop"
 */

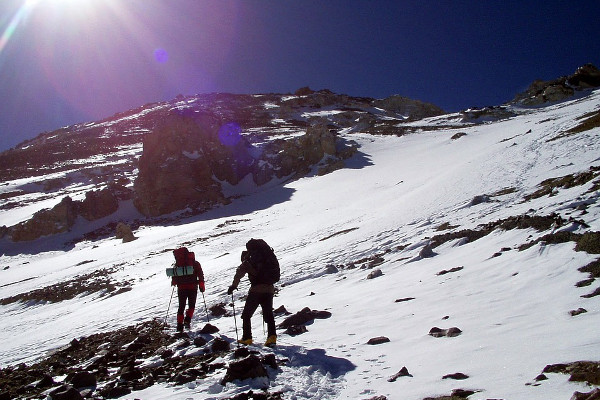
xmin=10 ymin=196 xmax=78 ymax=241
xmin=133 ymin=112 xmax=357 ymax=217
xmin=115 ymin=222 xmax=136 ymax=243
xmin=374 ymin=95 xmax=446 ymax=120
xmin=6 ymin=184 xmax=131 ymax=242
xmin=78 ymin=188 xmax=119 ymax=221
xmin=133 ymin=112 xmax=236 ymax=217
xmin=512 ymin=63 xmax=600 ymax=106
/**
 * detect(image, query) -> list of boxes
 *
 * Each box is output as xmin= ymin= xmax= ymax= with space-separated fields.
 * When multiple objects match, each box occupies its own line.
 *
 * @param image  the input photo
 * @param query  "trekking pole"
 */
xmin=201 ymin=291 xmax=210 ymax=323
xmin=164 ymin=286 xmax=175 ymax=327
xmin=231 ymin=293 xmax=240 ymax=347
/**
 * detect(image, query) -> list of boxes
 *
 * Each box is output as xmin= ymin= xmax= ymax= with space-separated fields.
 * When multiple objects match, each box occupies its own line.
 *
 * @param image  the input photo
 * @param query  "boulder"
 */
xmin=115 ymin=222 xmax=136 ymax=243
xmin=10 ymin=196 xmax=77 ymax=241
xmin=221 ymin=355 xmax=268 ymax=384
xmin=279 ymin=307 xmax=332 ymax=329
xmin=67 ymin=371 xmax=96 ymax=389
xmin=367 ymin=336 xmax=390 ymax=345
xmin=388 ymin=366 xmax=412 ymax=381
xmin=78 ymin=188 xmax=118 ymax=221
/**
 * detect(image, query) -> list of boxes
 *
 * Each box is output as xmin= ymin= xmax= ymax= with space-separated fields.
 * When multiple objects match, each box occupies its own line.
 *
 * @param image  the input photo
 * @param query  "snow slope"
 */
xmin=1 ymin=89 xmax=600 ymax=399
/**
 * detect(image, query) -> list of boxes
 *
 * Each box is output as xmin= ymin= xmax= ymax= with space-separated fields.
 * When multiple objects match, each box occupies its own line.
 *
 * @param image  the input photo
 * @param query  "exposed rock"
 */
xmin=429 ymin=327 xmax=462 ymax=338
xmin=437 ymin=266 xmax=464 ymax=276
xmin=469 ymin=194 xmax=491 ymax=206
xmin=570 ymin=307 xmax=588 ymax=316
xmin=78 ymin=188 xmax=118 ymax=221
xmin=279 ymin=307 xmax=332 ymax=329
xmin=133 ymin=113 xmax=232 ymax=217
xmin=284 ymin=325 xmax=308 ymax=336
xmin=419 ymin=244 xmax=437 ymax=258
xmin=221 ymin=355 xmax=268 ymax=384
xmin=67 ymin=370 xmax=96 ymax=388
xmin=133 ymin=112 xmax=358 ymax=217
xmin=571 ymin=388 xmax=600 ymax=400
xmin=367 ymin=268 xmax=383 ymax=279
xmin=49 ymin=385 xmax=84 ymax=400
xmin=373 ymin=95 xmax=446 ymax=120
xmin=199 ymin=323 xmax=220 ymax=334
xmin=460 ymin=106 xmax=517 ymax=123
xmin=442 ymin=372 xmax=469 ymax=380
xmin=395 ymin=297 xmax=415 ymax=303
xmin=10 ymin=196 xmax=77 ymax=241
xmin=543 ymin=361 xmax=600 ymax=385
xmin=273 ymin=305 xmax=290 ymax=315
xmin=388 ymin=366 xmax=412 ymax=381
xmin=211 ymin=338 xmax=230 ymax=353
xmin=512 ymin=63 xmax=600 ymax=106
xmin=367 ymin=336 xmax=390 ymax=345
xmin=115 ymin=222 xmax=136 ymax=243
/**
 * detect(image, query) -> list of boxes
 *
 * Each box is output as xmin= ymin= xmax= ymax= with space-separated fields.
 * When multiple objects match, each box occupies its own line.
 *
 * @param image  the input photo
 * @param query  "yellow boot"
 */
xmin=238 ymin=338 xmax=253 ymax=345
xmin=264 ymin=335 xmax=277 ymax=347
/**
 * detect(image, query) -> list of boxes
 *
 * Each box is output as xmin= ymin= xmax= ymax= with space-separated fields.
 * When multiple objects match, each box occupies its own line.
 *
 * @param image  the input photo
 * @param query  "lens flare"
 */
xmin=0 ymin=0 xmax=38 ymax=56
xmin=154 ymin=48 xmax=169 ymax=63
xmin=218 ymin=122 xmax=242 ymax=147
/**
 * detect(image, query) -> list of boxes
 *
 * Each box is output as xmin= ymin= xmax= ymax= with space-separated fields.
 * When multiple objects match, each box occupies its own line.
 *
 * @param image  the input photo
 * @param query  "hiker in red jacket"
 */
xmin=171 ymin=247 xmax=205 ymax=332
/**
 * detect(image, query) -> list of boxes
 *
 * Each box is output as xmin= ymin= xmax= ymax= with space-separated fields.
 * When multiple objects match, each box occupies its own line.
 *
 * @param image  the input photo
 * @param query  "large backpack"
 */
xmin=246 ymin=238 xmax=280 ymax=285
xmin=167 ymin=247 xmax=196 ymax=277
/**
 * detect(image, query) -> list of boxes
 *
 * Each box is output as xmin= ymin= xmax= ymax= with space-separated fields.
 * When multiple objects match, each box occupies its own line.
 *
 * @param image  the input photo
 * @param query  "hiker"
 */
xmin=228 ymin=239 xmax=280 ymax=346
xmin=171 ymin=247 xmax=205 ymax=332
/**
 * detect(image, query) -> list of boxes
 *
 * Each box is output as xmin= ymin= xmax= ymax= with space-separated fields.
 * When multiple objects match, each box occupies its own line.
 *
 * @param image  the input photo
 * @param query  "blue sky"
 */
xmin=0 ymin=0 xmax=599 ymax=151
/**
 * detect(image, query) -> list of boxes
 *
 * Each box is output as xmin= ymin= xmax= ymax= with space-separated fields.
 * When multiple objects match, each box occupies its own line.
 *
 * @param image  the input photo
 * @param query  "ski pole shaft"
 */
xmin=164 ymin=286 xmax=175 ymax=326
xmin=202 ymin=291 xmax=210 ymax=323
xmin=231 ymin=293 xmax=239 ymax=346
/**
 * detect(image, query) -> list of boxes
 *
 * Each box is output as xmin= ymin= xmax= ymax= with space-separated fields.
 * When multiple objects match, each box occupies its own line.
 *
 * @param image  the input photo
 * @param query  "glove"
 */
xmin=199 ymin=281 xmax=205 ymax=292
xmin=227 ymin=285 xmax=235 ymax=295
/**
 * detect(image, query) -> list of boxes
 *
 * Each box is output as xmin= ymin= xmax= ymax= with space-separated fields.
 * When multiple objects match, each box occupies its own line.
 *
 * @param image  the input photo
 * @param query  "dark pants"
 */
xmin=241 ymin=291 xmax=276 ymax=339
xmin=177 ymin=288 xmax=197 ymax=324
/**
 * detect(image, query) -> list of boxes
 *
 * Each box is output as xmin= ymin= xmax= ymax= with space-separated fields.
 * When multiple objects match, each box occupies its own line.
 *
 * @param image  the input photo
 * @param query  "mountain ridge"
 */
xmin=0 ymin=66 xmax=599 ymax=399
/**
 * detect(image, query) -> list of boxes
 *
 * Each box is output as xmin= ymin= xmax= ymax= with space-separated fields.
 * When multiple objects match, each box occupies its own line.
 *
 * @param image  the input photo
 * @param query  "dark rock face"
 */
xmin=10 ymin=196 xmax=77 ymax=241
xmin=133 ymin=113 xmax=237 ymax=217
xmin=512 ymin=63 xmax=600 ymax=106
xmin=78 ymin=188 xmax=119 ymax=221
xmin=133 ymin=112 xmax=357 ymax=217
xmin=373 ymin=95 xmax=446 ymax=120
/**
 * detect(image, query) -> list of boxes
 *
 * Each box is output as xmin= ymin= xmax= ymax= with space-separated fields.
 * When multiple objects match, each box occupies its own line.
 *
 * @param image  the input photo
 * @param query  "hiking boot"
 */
xmin=238 ymin=338 xmax=253 ymax=345
xmin=184 ymin=316 xmax=191 ymax=330
xmin=264 ymin=335 xmax=277 ymax=347
xmin=176 ymin=323 xmax=184 ymax=333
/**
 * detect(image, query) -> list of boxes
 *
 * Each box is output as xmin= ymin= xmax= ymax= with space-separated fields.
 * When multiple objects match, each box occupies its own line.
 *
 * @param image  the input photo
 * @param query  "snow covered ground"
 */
xmin=1 ymin=89 xmax=600 ymax=399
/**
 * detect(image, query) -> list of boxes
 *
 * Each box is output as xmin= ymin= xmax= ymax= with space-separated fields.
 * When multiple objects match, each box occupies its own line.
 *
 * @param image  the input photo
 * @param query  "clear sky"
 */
xmin=0 ymin=0 xmax=599 ymax=151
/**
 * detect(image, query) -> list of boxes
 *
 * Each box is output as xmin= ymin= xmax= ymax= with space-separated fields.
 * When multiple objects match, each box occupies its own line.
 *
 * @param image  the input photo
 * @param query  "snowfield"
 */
xmin=1 ymin=89 xmax=600 ymax=399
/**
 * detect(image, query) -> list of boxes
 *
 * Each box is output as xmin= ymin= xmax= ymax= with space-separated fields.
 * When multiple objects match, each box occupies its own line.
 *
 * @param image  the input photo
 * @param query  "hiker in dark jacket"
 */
xmin=171 ymin=248 xmax=205 ymax=332
xmin=228 ymin=250 xmax=277 ymax=346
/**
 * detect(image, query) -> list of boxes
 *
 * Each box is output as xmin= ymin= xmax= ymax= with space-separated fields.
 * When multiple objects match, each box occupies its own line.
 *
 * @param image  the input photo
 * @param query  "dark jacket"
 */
xmin=172 ymin=261 xmax=205 ymax=291
xmin=231 ymin=260 xmax=274 ymax=294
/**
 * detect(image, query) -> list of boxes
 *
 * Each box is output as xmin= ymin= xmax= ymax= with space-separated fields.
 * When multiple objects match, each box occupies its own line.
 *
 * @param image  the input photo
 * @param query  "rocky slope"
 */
xmin=0 ymin=89 xmax=444 ymax=244
xmin=0 ymin=64 xmax=599 ymax=247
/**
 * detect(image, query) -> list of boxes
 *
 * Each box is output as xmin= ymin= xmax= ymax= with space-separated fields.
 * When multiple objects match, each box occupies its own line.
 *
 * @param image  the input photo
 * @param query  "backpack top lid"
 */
xmin=173 ymin=247 xmax=189 ymax=266
xmin=245 ymin=238 xmax=280 ymax=284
